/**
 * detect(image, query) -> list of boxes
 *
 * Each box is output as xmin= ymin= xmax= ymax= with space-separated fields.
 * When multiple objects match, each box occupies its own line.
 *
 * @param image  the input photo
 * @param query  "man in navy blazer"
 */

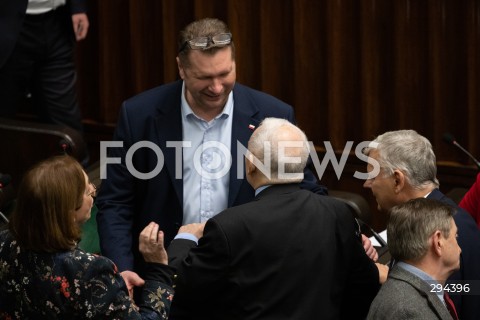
xmin=363 ymin=129 xmax=480 ymax=320
xmin=95 ymin=18 xmax=329 ymax=293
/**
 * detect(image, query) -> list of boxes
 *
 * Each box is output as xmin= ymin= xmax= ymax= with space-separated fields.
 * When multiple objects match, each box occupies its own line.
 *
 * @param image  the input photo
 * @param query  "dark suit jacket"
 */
xmin=428 ymin=188 xmax=480 ymax=320
xmin=367 ymin=265 xmax=453 ymax=320
xmin=167 ymin=184 xmax=380 ymax=320
xmin=0 ymin=0 xmax=86 ymax=68
xmin=96 ymin=81 xmax=326 ymax=273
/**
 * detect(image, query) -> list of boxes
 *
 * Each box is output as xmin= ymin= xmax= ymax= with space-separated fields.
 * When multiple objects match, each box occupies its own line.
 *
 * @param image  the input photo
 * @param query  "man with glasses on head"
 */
xmin=96 ymin=18 xmax=337 ymax=296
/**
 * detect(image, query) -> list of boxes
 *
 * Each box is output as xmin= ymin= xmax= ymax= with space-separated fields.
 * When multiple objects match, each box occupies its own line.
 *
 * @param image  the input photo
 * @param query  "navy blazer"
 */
xmin=428 ymin=188 xmax=480 ymax=320
xmin=0 ymin=0 xmax=87 ymax=68
xmin=96 ymin=81 xmax=326 ymax=273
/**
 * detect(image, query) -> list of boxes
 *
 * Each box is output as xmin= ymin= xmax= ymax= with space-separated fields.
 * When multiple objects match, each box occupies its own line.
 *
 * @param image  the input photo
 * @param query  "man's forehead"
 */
xmin=450 ymin=219 xmax=457 ymax=231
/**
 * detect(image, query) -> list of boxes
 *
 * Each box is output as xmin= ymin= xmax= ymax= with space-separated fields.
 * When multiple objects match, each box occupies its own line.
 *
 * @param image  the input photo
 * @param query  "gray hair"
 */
xmin=178 ymin=18 xmax=235 ymax=66
xmin=388 ymin=198 xmax=455 ymax=262
xmin=248 ymin=118 xmax=309 ymax=183
xmin=364 ymin=130 xmax=439 ymax=189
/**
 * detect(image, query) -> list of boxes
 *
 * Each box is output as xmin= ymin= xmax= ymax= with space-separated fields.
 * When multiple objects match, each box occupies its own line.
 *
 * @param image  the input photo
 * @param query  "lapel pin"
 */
xmin=248 ymin=124 xmax=256 ymax=130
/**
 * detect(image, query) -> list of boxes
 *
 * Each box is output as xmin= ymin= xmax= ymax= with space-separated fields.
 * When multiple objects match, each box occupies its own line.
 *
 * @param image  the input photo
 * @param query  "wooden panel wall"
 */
xmin=74 ymin=0 xmax=480 ymax=229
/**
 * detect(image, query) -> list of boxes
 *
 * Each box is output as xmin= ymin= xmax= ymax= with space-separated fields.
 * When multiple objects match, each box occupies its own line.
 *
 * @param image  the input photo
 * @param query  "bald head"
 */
xmin=246 ymin=118 xmax=309 ymax=188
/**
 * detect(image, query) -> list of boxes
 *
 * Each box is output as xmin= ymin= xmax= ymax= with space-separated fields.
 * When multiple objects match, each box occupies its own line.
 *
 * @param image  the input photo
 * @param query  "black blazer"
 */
xmin=0 ymin=0 xmax=86 ymax=67
xmin=168 ymin=184 xmax=380 ymax=320
xmin=95 ymin=81 xmax=326 ymax=273
xmin=428 ymin=188 xmax=480 ymax=320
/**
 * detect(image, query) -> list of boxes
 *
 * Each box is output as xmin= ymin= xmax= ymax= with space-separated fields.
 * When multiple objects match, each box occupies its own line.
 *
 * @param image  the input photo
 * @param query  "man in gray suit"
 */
xmin=367 ymin=198 xmax=461 ymax=320
xmin=363 ymin=129 xmax=480 ymax=320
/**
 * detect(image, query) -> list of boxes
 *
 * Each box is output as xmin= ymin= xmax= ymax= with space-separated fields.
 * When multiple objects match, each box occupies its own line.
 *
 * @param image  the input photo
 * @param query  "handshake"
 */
xmin=121 ymin=221 xmax=206 ymax=298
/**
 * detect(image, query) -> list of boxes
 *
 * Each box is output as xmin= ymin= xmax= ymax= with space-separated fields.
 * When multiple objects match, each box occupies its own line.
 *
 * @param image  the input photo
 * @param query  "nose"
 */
xmin=208 ymin=78 xmax=222 ymax=94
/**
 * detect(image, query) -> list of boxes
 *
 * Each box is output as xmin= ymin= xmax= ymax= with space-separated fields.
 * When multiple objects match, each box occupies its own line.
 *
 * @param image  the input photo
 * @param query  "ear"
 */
xmin=176 ymin=57 xmax=185 ymax=80
xmin=245 ymin=155 xmax=256 ymax=176
xmin=393 ymin=170 xmax=406 ymax=193
xmin=431 ymin=230 xmax=443 ymax=257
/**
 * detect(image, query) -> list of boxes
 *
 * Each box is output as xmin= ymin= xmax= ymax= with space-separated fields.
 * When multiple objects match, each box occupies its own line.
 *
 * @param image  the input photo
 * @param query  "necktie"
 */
xmin=444 ymin=292 xmax=459 ymax=320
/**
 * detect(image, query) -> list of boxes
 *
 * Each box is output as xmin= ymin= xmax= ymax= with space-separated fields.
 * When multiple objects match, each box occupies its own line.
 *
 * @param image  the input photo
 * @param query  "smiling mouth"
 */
xmin=204 ymin=94 xmax=222 ymax=101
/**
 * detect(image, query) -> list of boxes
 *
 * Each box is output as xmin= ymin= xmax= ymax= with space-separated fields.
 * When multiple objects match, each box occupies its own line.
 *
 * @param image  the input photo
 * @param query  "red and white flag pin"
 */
xmin=248 ymin=124 xmax=256 ymax=130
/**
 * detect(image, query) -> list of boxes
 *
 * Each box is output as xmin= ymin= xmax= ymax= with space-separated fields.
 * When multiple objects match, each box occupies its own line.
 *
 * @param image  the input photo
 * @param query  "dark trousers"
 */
xmin=0 ymin=6 xmax=83 ymax=133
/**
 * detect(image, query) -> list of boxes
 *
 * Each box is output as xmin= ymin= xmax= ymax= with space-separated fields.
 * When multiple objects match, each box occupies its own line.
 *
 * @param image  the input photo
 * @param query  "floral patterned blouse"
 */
xmin=0 ymin=229 xmax=174 ymax=319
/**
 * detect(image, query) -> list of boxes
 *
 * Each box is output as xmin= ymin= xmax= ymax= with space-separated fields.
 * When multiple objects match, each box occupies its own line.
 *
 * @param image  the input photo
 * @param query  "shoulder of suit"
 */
xmin=387 ymin=266 xmax=437 ymax=296
xmin=233 ymin=83 xmax=292 ymax=108
xmin=124 ymin=81 xmax=182 ymax=109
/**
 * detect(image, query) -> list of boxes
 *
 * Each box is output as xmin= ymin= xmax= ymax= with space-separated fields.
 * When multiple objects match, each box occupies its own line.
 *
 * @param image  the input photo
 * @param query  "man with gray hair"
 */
xmin=167 ymin=118 xmax=385 ymax=320
xmin=367 ymin=198 xmax=461 ymax=319
xmin=363 ymin=129 xmax=480 ymax=320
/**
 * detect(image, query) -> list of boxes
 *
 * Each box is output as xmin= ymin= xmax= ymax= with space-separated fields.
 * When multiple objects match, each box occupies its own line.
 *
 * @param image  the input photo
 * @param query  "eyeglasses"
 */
xmin=179 ymin=33 xmax=232 ymax=52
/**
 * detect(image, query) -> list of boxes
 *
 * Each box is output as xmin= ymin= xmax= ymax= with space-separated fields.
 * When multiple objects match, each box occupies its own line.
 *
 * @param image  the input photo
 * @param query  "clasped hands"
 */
xmin=121 ymin=221 xmax=205 ymax=299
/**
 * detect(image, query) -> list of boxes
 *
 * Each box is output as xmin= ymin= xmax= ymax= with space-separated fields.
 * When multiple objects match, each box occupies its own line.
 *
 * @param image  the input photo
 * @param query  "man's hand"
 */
xmin=139 ymin=222 xmax=168 ymax=264
xmin=362 ymin=234 xmax=379 ymax=262
xmin=72 ymin=13 xmax=89 ymax=41
xmin=178 ymin=222 xmax=206 ymax=239
xmin=120 ymin=270 xmax=145 ymax=299
xmin=375 ymin=263 xmax=389 ymax=284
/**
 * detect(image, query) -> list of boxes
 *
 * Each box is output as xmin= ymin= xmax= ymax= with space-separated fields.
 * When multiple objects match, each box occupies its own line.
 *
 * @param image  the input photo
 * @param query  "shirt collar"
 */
xmin=255 ymin=185 xmax=271 ymax=196
xmin=397 ymin=261 xmax=444 ymax=304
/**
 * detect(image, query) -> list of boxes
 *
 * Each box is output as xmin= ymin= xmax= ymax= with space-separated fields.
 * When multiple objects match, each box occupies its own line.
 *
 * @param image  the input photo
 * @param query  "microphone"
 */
xmin=443 ymin=133 xmax=480 ymax=170
xmin=356 ymin=218 xmax=388 ymax=248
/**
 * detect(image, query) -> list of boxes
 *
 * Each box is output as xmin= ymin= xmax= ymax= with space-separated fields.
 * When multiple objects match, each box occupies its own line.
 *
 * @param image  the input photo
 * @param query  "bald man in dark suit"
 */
xmin=167 ymin=118 xmax=385 ymax=320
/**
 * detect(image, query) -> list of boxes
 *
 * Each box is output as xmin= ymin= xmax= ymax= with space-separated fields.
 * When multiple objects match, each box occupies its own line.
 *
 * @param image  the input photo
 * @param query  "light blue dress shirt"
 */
xmin=255 ymin=185 xmax=271 ymax=196
xmin=180 ymin=82 xmax=234 ymax=225
xmin=176 ymin=185 xmax=272 ymax=244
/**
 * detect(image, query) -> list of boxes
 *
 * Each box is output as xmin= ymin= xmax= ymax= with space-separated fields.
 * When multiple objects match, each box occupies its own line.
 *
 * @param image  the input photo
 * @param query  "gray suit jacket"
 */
xmin=367 ymin=265 xmax=453 ymax=320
